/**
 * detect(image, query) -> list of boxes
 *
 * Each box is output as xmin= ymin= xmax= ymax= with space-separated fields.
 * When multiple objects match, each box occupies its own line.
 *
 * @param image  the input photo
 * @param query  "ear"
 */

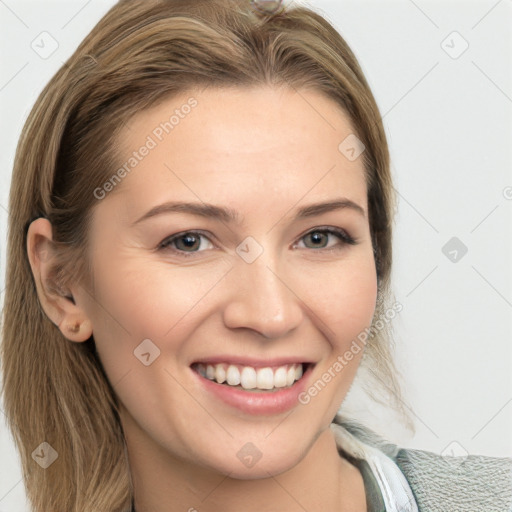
xmin=26 ymin=217 xmax=93 ymax=342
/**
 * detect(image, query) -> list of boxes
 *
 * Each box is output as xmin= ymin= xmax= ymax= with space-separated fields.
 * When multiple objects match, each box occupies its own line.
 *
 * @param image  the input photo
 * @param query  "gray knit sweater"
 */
xmin=331 ymin=414 xmax=512 ymax=511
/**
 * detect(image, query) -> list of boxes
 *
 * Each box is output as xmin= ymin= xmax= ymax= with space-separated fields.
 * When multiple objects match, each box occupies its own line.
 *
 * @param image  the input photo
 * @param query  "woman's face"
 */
xmin=79 ymin=86 xmax=377 ymax=477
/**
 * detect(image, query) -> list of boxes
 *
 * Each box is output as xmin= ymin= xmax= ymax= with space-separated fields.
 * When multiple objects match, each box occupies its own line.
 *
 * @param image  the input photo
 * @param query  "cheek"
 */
xmin=82 ymin=258 xmax=233 ymax=439
xmin=85 ymin=255 xmax=232 ymax=368
xmin=291 ymin=253 xmax=378 ymax=431
xmin=300 ymin=253 xmax=378 ymax=345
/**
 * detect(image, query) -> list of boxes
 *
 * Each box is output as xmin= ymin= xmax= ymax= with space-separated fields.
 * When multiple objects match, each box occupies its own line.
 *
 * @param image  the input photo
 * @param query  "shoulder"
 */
xmin=331 ymin=414 xmax=512 ymax=512
xmin=395 ymin=446 xmax=512 ymax=512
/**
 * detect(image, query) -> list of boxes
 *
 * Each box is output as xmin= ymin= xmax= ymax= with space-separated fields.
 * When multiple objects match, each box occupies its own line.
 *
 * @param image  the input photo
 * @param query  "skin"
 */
xmin=28 ymin=86 xmax=378 ymax=511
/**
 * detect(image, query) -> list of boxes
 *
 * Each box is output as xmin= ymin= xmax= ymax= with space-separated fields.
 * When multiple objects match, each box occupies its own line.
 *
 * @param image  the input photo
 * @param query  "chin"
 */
xmin=191 ymin=431 xmax=313 ymax=481
xmin=212 ymin=451 xmax=304 ymax=481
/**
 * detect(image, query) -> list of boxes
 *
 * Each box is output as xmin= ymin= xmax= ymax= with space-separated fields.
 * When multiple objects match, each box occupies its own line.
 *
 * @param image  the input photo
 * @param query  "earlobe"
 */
xmin=26 ymin=217 xmax=93 ymax=343
xmin=59 ymin=317 xmax=93 ymax=343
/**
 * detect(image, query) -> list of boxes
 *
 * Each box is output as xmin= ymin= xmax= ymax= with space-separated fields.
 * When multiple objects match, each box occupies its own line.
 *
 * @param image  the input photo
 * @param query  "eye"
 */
xmin=158 ymin=231 xmax=214 ymax=255
xmin=157 ymin=227 xmax=357 ymax=258
xmin=295 ymin=227 xmax=357 ymax=250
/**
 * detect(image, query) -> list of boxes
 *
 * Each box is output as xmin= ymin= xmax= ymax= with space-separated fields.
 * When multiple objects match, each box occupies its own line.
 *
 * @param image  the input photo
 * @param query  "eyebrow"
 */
xmin=132 ymin=198 xmax=365 ymax=226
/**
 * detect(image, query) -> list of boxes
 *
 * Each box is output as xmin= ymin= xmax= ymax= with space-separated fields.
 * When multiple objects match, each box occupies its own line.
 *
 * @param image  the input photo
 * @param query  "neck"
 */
xmin=125 ymin=420 xmax=366 ymax=512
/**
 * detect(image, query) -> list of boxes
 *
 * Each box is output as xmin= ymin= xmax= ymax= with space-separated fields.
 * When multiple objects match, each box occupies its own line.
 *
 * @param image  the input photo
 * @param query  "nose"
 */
xmin=222 ymin=255 xmax=304 ymax=339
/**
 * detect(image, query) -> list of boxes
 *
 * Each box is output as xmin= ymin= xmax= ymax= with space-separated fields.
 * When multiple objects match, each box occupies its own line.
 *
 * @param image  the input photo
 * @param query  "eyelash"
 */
xmin=157 ymin=227 xmax=358 ymax=258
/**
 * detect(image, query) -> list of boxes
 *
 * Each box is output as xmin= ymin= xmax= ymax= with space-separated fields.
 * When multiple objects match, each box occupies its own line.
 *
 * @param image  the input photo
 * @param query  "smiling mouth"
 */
xmin=191 ymin=362 xmax=311 ymax=393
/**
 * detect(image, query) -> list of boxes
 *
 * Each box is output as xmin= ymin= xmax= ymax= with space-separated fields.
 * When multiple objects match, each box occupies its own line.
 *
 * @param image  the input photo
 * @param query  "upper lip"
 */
xmin=191 ymin=356 xmax=315 ymax=368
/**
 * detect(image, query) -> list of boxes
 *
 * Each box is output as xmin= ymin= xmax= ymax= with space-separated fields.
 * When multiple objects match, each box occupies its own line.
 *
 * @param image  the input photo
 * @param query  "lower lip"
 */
xmin=191 ymin=365 xmax=314 ymax=415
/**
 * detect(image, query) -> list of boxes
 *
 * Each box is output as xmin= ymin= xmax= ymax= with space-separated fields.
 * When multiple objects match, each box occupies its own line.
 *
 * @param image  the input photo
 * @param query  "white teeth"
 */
xmin=206 ymin=365 xmax=215 ymax=380
xmin=274 ymin=367 xmax=287 ymax=388
xmin=215 ymin=364 xmax=226 ymax=384
xmin=256 ymin=367 xmax=274 ymax=389
xmin=226 ymin=365 xmax=241 ymax=386
xmin=198 ymin=362 xmax=306 ymax=390
xmin=240 ymin=367 xmax=257 ymax=389
xmin=286 ymin=366 xmax=295 ymax=386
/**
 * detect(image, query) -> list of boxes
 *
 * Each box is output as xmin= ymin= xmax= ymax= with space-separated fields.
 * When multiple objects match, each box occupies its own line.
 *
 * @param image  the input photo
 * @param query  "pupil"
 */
xmin=178 ymin=234 xmax=199 ymax=250
xmin=308 ymin=232 xmax=327 ymax=247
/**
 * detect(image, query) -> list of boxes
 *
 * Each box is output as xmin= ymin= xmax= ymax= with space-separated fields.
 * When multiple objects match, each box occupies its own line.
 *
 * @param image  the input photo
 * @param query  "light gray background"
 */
xmin=1 ymin=0 xmax=511 ymax=509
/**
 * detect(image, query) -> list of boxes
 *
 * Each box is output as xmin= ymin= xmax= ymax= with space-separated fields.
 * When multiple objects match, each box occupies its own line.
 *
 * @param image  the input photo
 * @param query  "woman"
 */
xmin=1 ymin=0 xmax=510 ymax=511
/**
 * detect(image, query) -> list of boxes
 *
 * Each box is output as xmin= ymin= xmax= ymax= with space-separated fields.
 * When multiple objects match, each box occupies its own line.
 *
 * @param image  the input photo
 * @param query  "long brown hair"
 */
xmin=1 ymin=1 xmax=411 ymax=510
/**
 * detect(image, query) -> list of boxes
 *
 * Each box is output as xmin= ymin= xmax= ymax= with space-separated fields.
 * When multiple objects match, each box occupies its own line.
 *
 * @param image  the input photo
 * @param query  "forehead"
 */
xmin=107 ymin=86 xmax=368 ymax=219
